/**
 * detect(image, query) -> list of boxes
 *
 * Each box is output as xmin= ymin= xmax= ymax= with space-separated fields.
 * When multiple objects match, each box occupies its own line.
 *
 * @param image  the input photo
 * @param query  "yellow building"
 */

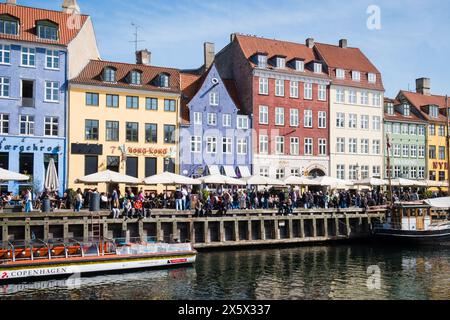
xmin=68 ymin=53 xmax=181 ymax=194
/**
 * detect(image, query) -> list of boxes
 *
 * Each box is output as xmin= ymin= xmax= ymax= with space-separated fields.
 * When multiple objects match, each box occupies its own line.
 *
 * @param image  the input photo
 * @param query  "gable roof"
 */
xmin=71 ymin=60 xmax=180 ymax=94
xmin=400 ymin=91 xmax=449 ymax=123
xmin=384 ymin=97 xmax=426 ymax=123
xmin=0 ymin=3 xmax=89 ymax=46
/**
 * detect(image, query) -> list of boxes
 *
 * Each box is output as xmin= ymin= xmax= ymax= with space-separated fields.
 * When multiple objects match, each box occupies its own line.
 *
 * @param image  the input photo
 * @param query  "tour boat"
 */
xmin=373 ymin=198 xmax=450 ymax=245
xmin=0 ymin=238 xmax=196 ymax=283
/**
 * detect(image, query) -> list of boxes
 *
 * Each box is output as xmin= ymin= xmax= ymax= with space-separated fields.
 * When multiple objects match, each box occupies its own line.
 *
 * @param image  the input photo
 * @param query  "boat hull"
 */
xmin=373 ymin=228 xmax=450 ymax=245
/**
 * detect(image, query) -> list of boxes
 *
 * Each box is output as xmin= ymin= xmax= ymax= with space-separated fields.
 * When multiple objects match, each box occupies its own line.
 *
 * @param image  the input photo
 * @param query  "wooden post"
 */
xmin=43 ymin=218 xmax=49 ymax=241
xmin=346 ymin=216 xmax=351 ymax=237
xmin=204 ymin=221 xmax=209 ymax=244
xmin=234 ymin=220 xmax=239 ymax=241
xmin=274 ymin=220 xmax=281 ymax=240
xmin=288 ymin=218 xmax=294 ymax=239
xmin=190 ymin=221 xmax=195 ymax=244
xmin=219 ymin=221 xmax=225 ymax=242
xmin=247 ymin=220 xmax=252 ymax=241
xmin=312 ymin=218 xmax=317 ymax=238
xmin=63 ymin=219 xmax=69 ymax=242
xmin=84 ymin=218 xmax=90 ymax=242
xmin=24 ymin=220 xmax=31 ymax=242
xmin=335 ymin=217 xmax=339 ymax=236
xmin=300 ymin=218 xmax=305 ymax=238
xmin=2 ymin=223 xmax=8 ymax=244
xmin=172 ymin=221 xmax=178 ymax=242
xmin=156 ymin=221 xmax=162 ymax=242
xmin=139 ymin=220 xmax=145 ymax=242
xmin=260 ymin=219 xmax=266 ymax=241
xmin=324 ymin=218 xmax=328 ymax=238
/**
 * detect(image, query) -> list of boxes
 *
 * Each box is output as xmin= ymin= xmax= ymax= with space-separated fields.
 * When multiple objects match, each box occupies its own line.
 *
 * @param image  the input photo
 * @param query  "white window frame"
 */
xmin=336 ymin=112 xmax=345 ymax=128
xmin=314 ymin=63 xmax=322 ymax=74
xmin=349 ymin=113 xmax=357 ymax=129
xmin=295 ymin=60 xmax=304 ymax=72
xmin=209 ymin=92 xmax=219 ymax=106
xmin=361 ymin=139 xmax=369 ymax=154
xmin=348 ymin=90 xmax=357 ymax=104
xmin=45 ymin=81 xmax=59 ymax=102
xmin=304 ymin=138 xmax=313 ymax=155
xmin=304 ymin=83 xmax=313 ymax=100
xmin=275 ymin=136 xmax=284 ymax=155
xmin=45 ymin=50 xmax=59 ymax=70
xmin=206 ymin=137 xmax=217 ymax=154
xmin=373 ymin=140 xmax=381 ymax=155
xmin=368 ymin=73 xmax=376 ymax=83
xmin=349 ymin=138 xmax=357 ymax=154
xmin=0 ymin=113 xmax=9 ymax=134
xmin=290 ymin=137 xmax=299 ymax=156
xmin=222 ymin=114 xmax=231 ymax=127
xmin=304 ymin=110 xmax=313 ymax=128
xmin=290 ymin=109 xmax=299 ymax=127
xmin=276 ymin=57 xmax=286 ymax=69
xmin=237 ymin=116 xmax=249 ymax=129
xmin=191 ymin=136 xmax=202 ymax=153
xmin=0 ymin=77 xmax=10 ymax=97
xmin=318 ymin=84 xmax=326 ymax=101
xmin=259 ymin=135 xmax=268 ymax=154
xmin=20 ymin=115 xmax=35 ymax=136
xmin=44 ymin=116 xmax=59 ymax=137
xmin=361 ymin=91 xmax=369 ymax=105
xmin=337 ymin=138 xmax=345 ymax=153
xmin=275 ymin=107 xmax=285 ymax=126
xmin=275 ymin=79 xmax=284 ymax=97
xmin=207 ymin=113 xmax=217 ymax=126
xmin=237 ymin=138 xmax=247 ymax=155
xmin=290 ymin=81 xmax=299 ymax=98
xmin=223 ymin=137 xmax=232 ymax=154
xmin=337 ymin=165 xmax=345 ymax=180
xmin=336 ymin=89 xmax=345 ymax=103
xmin=336 ymin=69 xmax=345 ymax=79
xmin=372 ymin=116 xmax=381 ymax=131
xmin=21 ymin=47 xmax=36 ymax=67
xmin=0 ymin=44 xmax=11 ymax=65
xmin=259 ymin=77 xmax=269 ymax=95
xmin=259 ymin=106 xmax=268 ymax=124
xmin=361 ymin=115 xmax=369 ymax=130
xmin=318 ymin=111 xmax=326 ymax=129
xmin=352 ymin=71 xmax=360 ymax=81
xmin=318 ymin=139 xmax=327 ymax=156
xmin=193 ymin=112 xmax=202 ymax=125
xmin=258 ymin=55 xmax=268 ymax=68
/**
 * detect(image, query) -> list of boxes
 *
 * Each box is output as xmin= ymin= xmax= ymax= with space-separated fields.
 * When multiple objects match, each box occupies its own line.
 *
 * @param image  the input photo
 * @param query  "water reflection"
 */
xmin=1 ymin=245 xmax=449 ymax=300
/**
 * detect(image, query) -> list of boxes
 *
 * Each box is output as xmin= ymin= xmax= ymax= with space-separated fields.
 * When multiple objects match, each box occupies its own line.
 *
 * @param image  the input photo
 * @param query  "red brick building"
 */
xmin=216 ymin=34 xmax=331 ymax=179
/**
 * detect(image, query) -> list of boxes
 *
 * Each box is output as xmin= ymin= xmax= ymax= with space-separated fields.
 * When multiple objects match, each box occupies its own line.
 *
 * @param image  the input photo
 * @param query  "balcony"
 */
xmin=22 ymin=97 xmax=35 ymax=108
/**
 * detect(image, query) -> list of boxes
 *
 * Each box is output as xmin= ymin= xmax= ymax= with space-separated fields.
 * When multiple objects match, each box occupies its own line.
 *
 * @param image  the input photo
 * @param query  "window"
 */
xmin=0 ymin=77 xmax=10 ymax=97
xmin=439 ymin=171 xmax=446 ymax=182
xmin=373 ymin=94 xmax=381 ymax=106
xmin=336 ymin=113 xmax=345 ymax=128
xmin=44 ymin=117 xmax=58 ymax=137
xmin=0 ymin=44 xmax=10 ymax=64
xmin=107 ymin=94 xmax=119 ymax=108
xmin=276 ymin=57 xmax=285 ymax=68
xmin=439 ymin=146 xmax=446 ymax=160
xmin=409 ymin=124 xmax=417 ymax=135
xmin=193 ymin=112 xmax=202 ymax=125
xmin=207 ymin=113 xmax=217 ymax=126
xmin=304 ymin=110 xmax=313 ymax=128
xmin=401 ymin=124 xmax=409 ymax=135
xmin=337 ymin=165 xmax=345 ymax=180
xmin=418 ymin=145 xmax=425 ymax=158
xmin=103 ymin=68 xmax=116 ymax=82
xmin=290 ymin=81 xmax=299 ymax=98
xmin=429 ymin=106 xmax=439 ymax=118
xmin=126 ymin=157 xmax=138 ymax=178
xmin=164 ymin=125 xmax=176 ymax=144
xmin=83 ymin=155 xmax=98 ymax=176
xmin=372 ymin=116 xmax=381 ymax=131
xmin=210 ymin=92 xmax=219 ymax=106
xmin=304 ymin=83 xmax=313 ymax=100
xmin=130 ymin=71 xmax=141 ymax=85
xmin=336 ymin=89 xmax=345 ymax=103
xmin=394 ymin=166 xmax=401 ymax=178
xmin=191 ymin=136 xmax=201 ymax=153
xmin=107 ymin=156 xmax=120 ymax=173
xmin=291 ymin=169 xmax=301 ymax=177
xmin=336 ymin=138 xmax=345 ymax=153
xmin=410 ymin=145 xmax=417 ymax=158
xmin=418 ymin=167 xmax=425 ymax=179
xmin=361 ymin=91 xmax=369 ymax=105
xmin=336 ymin=69 xmax=345 ymax=79
xmin=126 ymin=122 xmax=139 ymax=142
xmin=304 ymin=138 xmax=313 ymax=155
xmin=145 ymin=123 xmax=157 ymax=143
xmin=373 ymin=140 xmax=381 ymax=155
xmin=164 ymin=158 xmax=176 ymax=173
xmin=19 ymin=115 xmax=35 ymax=135
xmin=349 ymin=138 xmax=357 ymax=154
xmin=352 ymin=71 xmax=360 ymax=81
xmin=275 ymin=108 xmax=284 ymax=126
xmin=126 ymin=96 xmax=139 ymax=109
xmin=164 ymin=99 xmax=176 ymax=112
xmin=349 ymin=114 xmax=357 ymax=129
xmin=429 ymin=124 xmax=435 ymax=136
xmin=393 ymin=123 xmax=400 ymax=134
xmin=275 ymin=79 xmax=284 ymax=97
xmin=86 ymin=92 xmax=99 ymax=106
xmin=387 ymin=103 xmax=394 ymax=115
xmin=361 ymin=139 xmax=369 ymax=154
xmin=146 ymin=97 xmax=158 ymax=110
xmin=37 ymin=22 xmax=58 ymax=40
xmin=318 ymin=111 xmax=327 ymax=128
xmin=348 ymin=90 xmax=357 ymax=104
xmin=276 ymin=168 xmax=285 ymax=180
xmin=259 ymin=78 xmax=268 ymax=95
xmin=106 ymin=121 xmax=119 ymax=141
xmin=237 ymin=138 xmax=247 ymax=155
xmin=295 ymin=60 xmax=304 ymax=71
xmin=259 ymin=135 xmax=268 ymax=154
xmin=290 ymin=137 xmax=299 ymax=155
xmin=46 ymin=50 xmax=59 ymax=69
xmin=257 ymin=55 xmax=267 ymax=68
xmin=318 ymin=85 xmax=326 ymax=101
xmin=222 ymin=114 xmax=231 ymax=127
xmin=0 ymin=114 xmax=8 ymax=134
xmin=260 ymin=167 xmax=269 ymax=177
xmin=410 ymin=167 xmax=417 ymax=179
xmin=319 ymin=139 xmax=327 ymax=156
xmin=237 ymin=116 xmax=249 ymax=129
xmin=159 ymin=74 xmax=169 ymax=88
xmin=393 ymin=144 xmax=401 ymax=157
xmin=19 ymin=153 xmax=34 ymax=176
xmin=402 ymin=145 xmax=409 ymax=158
xmin=429 ymin=146 xmax=436 ymax=159
xmin=45 ymin=81 xmax=59 ymax=102
xmin=0 ymin=16 xmax=18 ymax=35
xmin=402 ymin=166 xmax=409 ymax=179
xmin=206 ymin=137 xmax=217 ymax=154
xmin=403 ymin=104 xmax=410 ymax=116
xmin=314 ymin=63 xmax=322 ymax=73
xmin=85 ymin=119 xmax=98 ymax=140
xmin=259 ymin=106 xmax=269 ymax=124
xmin=361 ymin=115 xmax=369 ymax=130
xmin=429 ymin=171 xmax=437 ymax=181
xmin=223 ymin=137 xmax=232 ymax=154
xmin=438 ymin=125 xmax=446 ymax=137
xmin=418 ymin=125 xmax=425 ymax=136
xmin=21 ymin=47 xmax=35 ymax=67
xmin=385 ymin=123 xmax=392 ymax=133
xmin=368 ymin=73 xmax=376 ymax=83
xmin=373 ymin=166 xmax=381 ymax=178
xmin=349 ymin=165 xmax=358 ymax=180
xmin=361 ymin=165 xmax=369 ymax=179
xmin=275 ymin=136 xmax=284 ymax=155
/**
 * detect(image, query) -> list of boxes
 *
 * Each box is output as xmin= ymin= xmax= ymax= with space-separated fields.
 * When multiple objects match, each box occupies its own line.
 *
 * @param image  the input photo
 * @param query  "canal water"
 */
xmin=1 ymin=244 xmax=449 ymax=300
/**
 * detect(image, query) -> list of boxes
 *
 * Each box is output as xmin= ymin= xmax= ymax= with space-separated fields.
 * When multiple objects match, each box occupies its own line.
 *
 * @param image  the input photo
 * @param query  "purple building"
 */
xmin=180 ymin=63 xmax=252 ymax=178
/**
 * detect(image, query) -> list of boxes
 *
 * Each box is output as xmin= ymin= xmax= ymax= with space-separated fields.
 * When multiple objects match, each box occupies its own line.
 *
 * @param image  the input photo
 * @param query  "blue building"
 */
xmin=0 ymin=1 xmax=99 ymax=195
xmin=180 ymin=63 xmax=253 ymax=178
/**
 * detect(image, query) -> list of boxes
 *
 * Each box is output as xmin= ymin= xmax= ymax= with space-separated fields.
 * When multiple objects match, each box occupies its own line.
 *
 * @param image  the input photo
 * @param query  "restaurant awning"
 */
xmin=207 ymin=165 xmax=221 ymax=176
xmin=223 ymin=166 xmax=237 ymax=178
xmin=0 ymin=168 xmax=29 ymax=182
xmin=238 ymin=166 xmax=252 ymax=178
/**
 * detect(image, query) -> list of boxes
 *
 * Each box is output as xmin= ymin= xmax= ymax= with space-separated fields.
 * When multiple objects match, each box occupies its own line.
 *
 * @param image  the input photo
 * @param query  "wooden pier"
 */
xmin=0 ymin=208 xmax=388 ymax=249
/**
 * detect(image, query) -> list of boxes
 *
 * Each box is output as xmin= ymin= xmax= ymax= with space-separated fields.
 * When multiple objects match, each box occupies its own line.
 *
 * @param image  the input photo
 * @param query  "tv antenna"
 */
xmin=130 ymin=23 xmax=145 ymax=52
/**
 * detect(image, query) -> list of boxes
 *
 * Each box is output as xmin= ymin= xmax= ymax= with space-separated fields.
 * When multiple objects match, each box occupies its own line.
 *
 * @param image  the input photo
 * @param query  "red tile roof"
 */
xmin=384 ymin=97 xmax=426 ymax=123
xmin=180 ymin=72 xmax=203 ymax=125
xmin=0 ymin=3 xmax=89 ymax=46
xmin=234 ymin=34 xmax=329 ymax=79
xmin=71 ymin=60 xmax=181 ymax=94
xmin=400 ymin=91 xmax=450 ymax=123
xmin=314 ymin=42 xmax=384 ymax=91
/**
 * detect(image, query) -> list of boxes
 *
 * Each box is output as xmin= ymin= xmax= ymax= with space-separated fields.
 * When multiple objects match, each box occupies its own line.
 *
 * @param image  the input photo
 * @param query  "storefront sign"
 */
xmin=433 ymin=162 xmax=449 ymax=170
xmin=110 ymin=146 xmax=175 ymax=157
xmin=0 ymin=143 xmax=59 ymax=153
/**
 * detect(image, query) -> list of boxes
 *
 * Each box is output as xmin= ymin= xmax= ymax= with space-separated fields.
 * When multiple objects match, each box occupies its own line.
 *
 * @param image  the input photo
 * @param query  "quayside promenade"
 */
xmin=0 ymin=208 xmax=389 ymax=249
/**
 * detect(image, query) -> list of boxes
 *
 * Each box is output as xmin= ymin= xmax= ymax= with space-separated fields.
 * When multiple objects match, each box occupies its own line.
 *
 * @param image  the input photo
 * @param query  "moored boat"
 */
xmin=0 ymin=238 xmax=196 ymax=282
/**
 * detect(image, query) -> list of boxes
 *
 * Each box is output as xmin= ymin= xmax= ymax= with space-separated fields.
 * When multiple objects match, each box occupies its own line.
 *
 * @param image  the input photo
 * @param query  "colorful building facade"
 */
xmin=67 ymin=57 xmax=181 ymax=193
xmin=179 ymin=63 xmax=252 ymax=178
xmin=0 ymin=2 xmax=98 ymax=195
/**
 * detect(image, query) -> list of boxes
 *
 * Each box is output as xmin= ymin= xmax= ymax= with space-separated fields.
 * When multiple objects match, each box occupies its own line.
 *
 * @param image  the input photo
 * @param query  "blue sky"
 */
xmin=17 ymin=0 xmax=450 ymax=97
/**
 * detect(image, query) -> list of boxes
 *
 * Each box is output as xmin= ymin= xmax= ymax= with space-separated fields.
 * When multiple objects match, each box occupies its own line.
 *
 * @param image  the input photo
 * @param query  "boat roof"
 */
xmin=423 ymin=197 xmax=450 ymax=209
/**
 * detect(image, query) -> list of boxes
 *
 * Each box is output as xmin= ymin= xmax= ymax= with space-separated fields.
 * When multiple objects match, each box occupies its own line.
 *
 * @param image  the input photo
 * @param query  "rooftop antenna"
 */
xmin=130 ymin=23 xmax=145 ymax=52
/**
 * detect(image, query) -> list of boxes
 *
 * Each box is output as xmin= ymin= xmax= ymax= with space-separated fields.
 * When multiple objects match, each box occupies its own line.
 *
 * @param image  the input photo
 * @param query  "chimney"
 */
xmin=62 ymin=0 xmax=80 ymax=14
xmin=416 ymin=78 xmax=431 ymax=96
xmin=339 ymin=39 xmax=348 ymax=48
xmin=230 ymin=33 xmax=237 ymax=42
xmin=306 ymin=38 xmax=315 ymax=48
xmin=136 ymin=49 xmax=151 ymax=66
xmin=204 ymin=42 xmax=215 ymax=69
xmin=6 ymin=0 xmax=17 ymax=5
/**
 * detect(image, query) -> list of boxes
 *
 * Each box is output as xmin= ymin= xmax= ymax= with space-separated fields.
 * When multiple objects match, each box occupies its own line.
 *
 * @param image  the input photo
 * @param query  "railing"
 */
xmin=21 ymin=97 xmax=35 ymax=108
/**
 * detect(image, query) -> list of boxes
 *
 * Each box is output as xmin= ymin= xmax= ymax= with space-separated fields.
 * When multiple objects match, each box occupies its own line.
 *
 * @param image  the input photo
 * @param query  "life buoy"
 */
xmin=134 ymin=201 xmax=143 ymax=210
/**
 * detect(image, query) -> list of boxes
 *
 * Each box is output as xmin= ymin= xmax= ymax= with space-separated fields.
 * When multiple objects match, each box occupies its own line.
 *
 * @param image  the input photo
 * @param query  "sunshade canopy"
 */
xmin=199 ymin=174 xmax=246 ymax=186
xmin=77 ymin=170 xmax=139 ymax=184
xmin=0 ymin=168 xmax=29 ymax=182
xmin=143 ymin=172 xmax=201 ymax=185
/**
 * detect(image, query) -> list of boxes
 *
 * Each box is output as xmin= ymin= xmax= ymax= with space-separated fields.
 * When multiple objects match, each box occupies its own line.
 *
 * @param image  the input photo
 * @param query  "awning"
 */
xmin=238 ymin=166 xmax=252 ymax=178
xmin=207 ymin=165 xmax=221 ymax=176
xmin=223 ymin=166 xmax=237 ymax=178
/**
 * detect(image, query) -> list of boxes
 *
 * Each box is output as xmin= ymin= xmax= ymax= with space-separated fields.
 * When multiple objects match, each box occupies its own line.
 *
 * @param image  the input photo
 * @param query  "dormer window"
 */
xmin=37 ymin=21 xmax=58 ymax=41
xmin=276 ymin=57 xmax=285 ymax=69
xmin=336 ymin=69 xmax=345 ymax=79
xmin=103 ymin=67 xmax=116 ymax=83
xmin=352 ymin=71 xmax=361 ymax=81
xmin=0 ymin=15 xmax=19 ymax=36
xmin=209 ymin=92 xmax=219 ymax=106
xmin=387 ymin=103 xmax=394 ymax=115
xmin=129 ymin=70 xmax=142 ymax=85
xmin=314 ymin=63 xmax=322 ymax=74
xmin=257 ymin=55 xmax=268 ymax=68
xmin=368 ymin=73 xmax=376 ymax=83
xmin=429 ymin=105 xmax=439 ymax=118
xmin=403 ymin=104 xmax=410 ymax=116
xmin=159 ymin=74 xmax=169 ymax=88
xmin=295 ymin=60 xmax=304 ymax=72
